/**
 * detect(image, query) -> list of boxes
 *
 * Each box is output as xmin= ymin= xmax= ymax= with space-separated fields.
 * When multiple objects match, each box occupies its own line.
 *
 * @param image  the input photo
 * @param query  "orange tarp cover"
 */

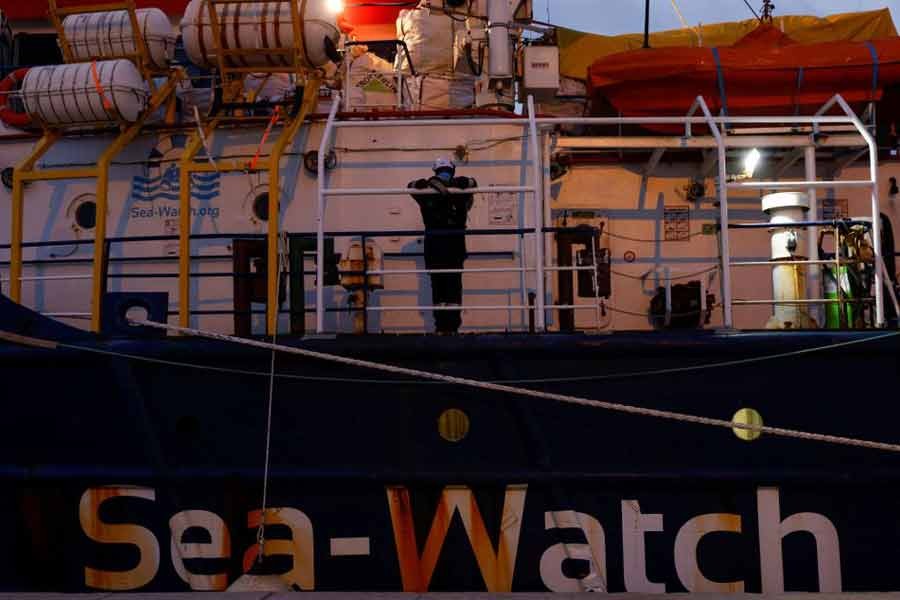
xmin=561 ymin=9 xmax=897 ymax=82
xmin=587 ymin=23 xmax=900 ymax=119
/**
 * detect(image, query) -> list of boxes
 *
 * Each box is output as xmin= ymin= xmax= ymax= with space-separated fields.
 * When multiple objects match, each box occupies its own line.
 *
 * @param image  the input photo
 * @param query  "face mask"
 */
xmin=436 ymin=171 xmax=453 ymax=182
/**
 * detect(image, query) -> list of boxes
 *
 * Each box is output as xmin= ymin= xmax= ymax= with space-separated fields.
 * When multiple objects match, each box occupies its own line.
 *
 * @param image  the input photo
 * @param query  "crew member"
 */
xmin=408 ymin=157 xmax=477 ymax=333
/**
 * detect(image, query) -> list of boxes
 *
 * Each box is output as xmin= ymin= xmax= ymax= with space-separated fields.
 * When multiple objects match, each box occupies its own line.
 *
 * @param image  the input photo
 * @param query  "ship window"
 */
xmin=75 ymin=201 xmax=97 ymax=230
xmin=252 ymin=193 xmax=269 ymax=222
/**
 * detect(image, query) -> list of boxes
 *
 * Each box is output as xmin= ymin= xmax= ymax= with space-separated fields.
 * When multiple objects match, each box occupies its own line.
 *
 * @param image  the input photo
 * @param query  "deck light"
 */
xmin=744 ymin=148 xmax=761 ymax=178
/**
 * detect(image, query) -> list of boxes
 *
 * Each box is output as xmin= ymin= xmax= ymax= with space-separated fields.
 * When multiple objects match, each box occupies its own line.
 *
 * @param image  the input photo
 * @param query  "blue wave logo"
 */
xmin=131 ymin=164 xmax=221 ymax=202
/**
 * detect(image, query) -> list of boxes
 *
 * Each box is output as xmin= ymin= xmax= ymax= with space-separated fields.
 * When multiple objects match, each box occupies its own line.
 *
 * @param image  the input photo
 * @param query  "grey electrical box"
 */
xmin=521 ymin=45 xmax=560 ymax=101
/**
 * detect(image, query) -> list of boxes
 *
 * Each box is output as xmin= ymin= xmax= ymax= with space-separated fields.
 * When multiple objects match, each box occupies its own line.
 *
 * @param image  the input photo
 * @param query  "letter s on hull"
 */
xmin=79 ymin=487 xmax=160 ymax=590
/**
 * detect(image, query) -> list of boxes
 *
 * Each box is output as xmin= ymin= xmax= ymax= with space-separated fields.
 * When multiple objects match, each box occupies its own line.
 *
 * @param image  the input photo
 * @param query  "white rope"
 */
xmin=131 ymin=319 xmax=900 ymax=454
xmin=193 ymin=106 xmax=219 ymax=172
xmin=256 ymin=231 xmax=287 ymax=563
xmin=668 ymin=0 xmax=702 ymax=46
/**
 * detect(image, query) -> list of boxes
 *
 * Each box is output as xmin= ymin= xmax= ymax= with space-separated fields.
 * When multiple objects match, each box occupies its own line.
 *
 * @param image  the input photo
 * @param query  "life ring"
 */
xmin=0 ymin=68 xmax=31 ymax=129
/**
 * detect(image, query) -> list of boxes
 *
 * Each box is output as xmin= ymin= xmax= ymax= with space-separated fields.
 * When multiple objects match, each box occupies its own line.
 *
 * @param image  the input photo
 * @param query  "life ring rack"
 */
xmin=0 ymin=68 xmax=31 ymax=129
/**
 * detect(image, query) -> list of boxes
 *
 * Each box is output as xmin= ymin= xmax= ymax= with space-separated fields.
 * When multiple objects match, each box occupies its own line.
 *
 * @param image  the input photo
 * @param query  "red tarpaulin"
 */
xmin=588 ymin=24 xmax=900 ymax=121
xmin=2 ymin=0 xmax=408 ymax=24
xmin=2 ymin=0 xmax=187 ymax=20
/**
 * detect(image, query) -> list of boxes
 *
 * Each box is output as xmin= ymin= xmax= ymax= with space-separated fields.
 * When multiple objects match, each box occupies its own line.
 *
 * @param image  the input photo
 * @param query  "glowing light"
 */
xmin=744 ymin=148 xmax=761 ymax=178
xmin=326 ymin=0 xmax=344 ymax=13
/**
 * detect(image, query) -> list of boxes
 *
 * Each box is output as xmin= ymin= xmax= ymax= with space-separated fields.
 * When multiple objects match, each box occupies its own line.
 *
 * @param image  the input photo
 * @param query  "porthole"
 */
xmin=124 ymin=304 xmax=150 ymax=326
xmin=74 ymin=200 xmax=97 ymax=230
xmin=1 ymin=167 xmax=13 ymax=190
xmin=252 ymin=192 xmax=269 ymax=222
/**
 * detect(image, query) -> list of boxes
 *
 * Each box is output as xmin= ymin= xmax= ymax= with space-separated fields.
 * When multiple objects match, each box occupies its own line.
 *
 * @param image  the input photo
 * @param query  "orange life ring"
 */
xmin=0 ymin=68 xmax=31 ymax=129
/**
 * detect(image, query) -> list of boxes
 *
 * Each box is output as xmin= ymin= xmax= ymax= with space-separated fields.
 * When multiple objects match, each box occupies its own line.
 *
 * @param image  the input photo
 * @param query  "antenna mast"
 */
xmin=761 ymin=0 xmax=775 ymax=23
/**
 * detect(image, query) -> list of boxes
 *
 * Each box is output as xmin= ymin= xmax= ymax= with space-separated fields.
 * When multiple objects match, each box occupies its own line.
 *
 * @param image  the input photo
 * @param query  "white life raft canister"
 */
xmin=63 ymin=8 xmax=176 ymax=70
xmin=180 ymin=0 xmax=340 ymax=70
xmin=21 ymin=60 xmax=149 ymax=125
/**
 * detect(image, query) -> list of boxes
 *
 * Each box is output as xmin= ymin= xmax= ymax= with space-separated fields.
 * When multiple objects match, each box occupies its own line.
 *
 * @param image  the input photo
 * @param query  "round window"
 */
xmin=75 ymin=200 xmax=97 ymax=230
xmin=124 ymin=304 xmax=149 ymax=326
xmin=252 ymin=193 xmax=269 ymax=222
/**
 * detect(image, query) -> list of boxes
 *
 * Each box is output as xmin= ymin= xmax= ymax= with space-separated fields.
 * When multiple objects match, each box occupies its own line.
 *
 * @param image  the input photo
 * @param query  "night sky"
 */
xmin=533 ymin=0 xmax=899 ymax=34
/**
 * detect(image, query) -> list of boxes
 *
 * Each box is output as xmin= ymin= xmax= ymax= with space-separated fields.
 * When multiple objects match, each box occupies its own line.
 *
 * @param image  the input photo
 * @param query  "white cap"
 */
xmin=433 ymin=156 xmax=456 ymax=172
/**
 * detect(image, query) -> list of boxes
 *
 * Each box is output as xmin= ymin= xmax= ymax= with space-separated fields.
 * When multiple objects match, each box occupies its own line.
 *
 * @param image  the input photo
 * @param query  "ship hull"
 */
xmin=3 ymin=303 xmax=900 ymax=593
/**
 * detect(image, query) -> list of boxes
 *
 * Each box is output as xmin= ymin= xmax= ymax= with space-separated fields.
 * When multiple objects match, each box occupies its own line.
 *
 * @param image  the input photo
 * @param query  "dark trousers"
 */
xmin=425 ymin=235 xmax=465 ymax=333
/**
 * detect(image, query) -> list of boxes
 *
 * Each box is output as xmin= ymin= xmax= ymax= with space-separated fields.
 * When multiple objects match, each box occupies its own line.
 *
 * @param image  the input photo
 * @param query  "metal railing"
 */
xmin=315 ymin=93 xmax=882 ymax=331
xmin=5 ymin=94 xmax=885 ymax=333
xmin=1 ymin=227 xmax=604 ymax=333
xmin=728 ymin=220 xmax=872 ymax=327
xmin=316 ymin=95 xmax=549 ymax=333
xmin=337 ymin=226 xmax=604 ymax=333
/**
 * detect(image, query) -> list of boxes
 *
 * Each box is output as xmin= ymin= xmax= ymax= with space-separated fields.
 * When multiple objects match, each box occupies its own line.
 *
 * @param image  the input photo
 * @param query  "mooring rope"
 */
xmin=130 ymin=319 xmax=900 ymax=454
xmin=256 ymin=231 xmax=288 ymax=564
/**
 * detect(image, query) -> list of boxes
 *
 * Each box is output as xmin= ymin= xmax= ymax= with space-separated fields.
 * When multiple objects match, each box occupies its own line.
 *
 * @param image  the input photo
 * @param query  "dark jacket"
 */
xmin=408 ymin=175 xmax=477 ymax=266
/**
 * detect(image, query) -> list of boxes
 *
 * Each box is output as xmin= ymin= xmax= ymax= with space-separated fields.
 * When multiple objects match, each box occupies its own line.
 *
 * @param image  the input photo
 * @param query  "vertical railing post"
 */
xmin=91 ymin=77 xmax=181 ymax=332
xmin=830 ymin=94 xmax=885 ymax=327
xmin=10 ymin=173 xmax=23 ymax=303
xmin=694 ymin=96 xmax=733 ymax=328
xmin=178 ymin=129 xmax=209 ymax=328
xmin=527 ymin=96 xmax=546 ymax=331
xmin=804 ymin=145 xmax=820 ymax=324
xmin=265 ymin=81 xmax=320 ymax=336
xmin=542 ymin=128 xmax=553 ymax=330
xmin=91 ymin=161 xmax=111 ymax=332
xmin=10 ymin=132 xmax=60 ymax=304
xmin=316 ymin=93 xmax=340 ymax=334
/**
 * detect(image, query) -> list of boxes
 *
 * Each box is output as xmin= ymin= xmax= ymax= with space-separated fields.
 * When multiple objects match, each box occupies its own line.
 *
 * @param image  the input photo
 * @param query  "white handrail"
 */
xmin=365 ymin=265 xmax=594 ymax=275
xmin=306 ymin=94 xmax=880 ymax=334
xmin=364 ymin=304 xmax=600 ymax=312
xmin=727 ymin=180 xmax=873 ymax=190
xmin=330 ymin=116 xmax=857 ymax=128
xmin=322 ymin=186 xmax=533 ymax=196
xmin=831 ymin=94 xmax=884 ymax=327
xmin=692 ymin=96 xmax=733 ymax=329
xmin=316 ymin=93 xmax=341 ymax=334
xmin=527 ymin=95 xmax=546 ymax=331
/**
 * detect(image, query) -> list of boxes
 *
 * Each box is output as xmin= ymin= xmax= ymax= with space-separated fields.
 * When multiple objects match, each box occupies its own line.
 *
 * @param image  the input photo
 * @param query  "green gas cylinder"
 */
xmin=823 ymin=265 xmax=855 ymax=328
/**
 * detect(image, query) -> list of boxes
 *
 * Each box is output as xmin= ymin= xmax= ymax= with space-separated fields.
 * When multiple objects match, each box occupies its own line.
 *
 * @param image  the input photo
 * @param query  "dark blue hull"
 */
xmin=2 ymin=296 xmax=900 ymax=593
